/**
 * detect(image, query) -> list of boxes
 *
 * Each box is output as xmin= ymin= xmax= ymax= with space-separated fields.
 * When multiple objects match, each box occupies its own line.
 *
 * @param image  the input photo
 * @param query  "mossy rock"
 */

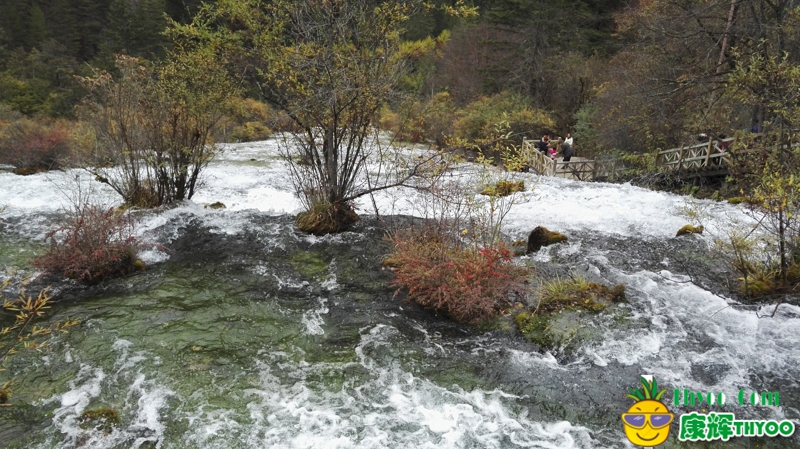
xmin=0 ymin=389 xmax=8 ymax=404
xmin=297 ymin=202 xmax=359 ymax=235
xmin=515 ymin=310 xmax=601 ymax=351
xmin=205 ymin=201 xmax=226 ymax=210
xmin=133 ymin=259 xmax=146 ymax=271
xmin=80 ymin=407 xmax=120 ymax=432
xmin=676 ymin=224 xmax=704 ymax=237
xmin=536 ymin=278 xmax=626 ymax=314
xmin=475 ymin=314 xmax=515 ymax=333
xmin=526 ymin=226 xmax=568 ymax=253
xmin=12 ymin=166 xmax=44 ymax=176
xmin=481 ymin=180 xmax=525 ymax=197
xmin=515 ymin=312 xmax=556 ymax=348
xmin=727 ymin=197 xmax=758 ymax=205
xmin=291 ymin=251 xmax=329 ymax=279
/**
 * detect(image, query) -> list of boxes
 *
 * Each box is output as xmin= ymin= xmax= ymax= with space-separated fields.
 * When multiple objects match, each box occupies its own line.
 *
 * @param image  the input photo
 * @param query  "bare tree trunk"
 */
xmin=707 ymin=0 xmax=738 ymax=115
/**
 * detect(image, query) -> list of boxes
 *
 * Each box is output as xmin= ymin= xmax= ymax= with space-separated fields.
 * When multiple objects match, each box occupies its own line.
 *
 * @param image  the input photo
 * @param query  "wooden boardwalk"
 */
xmin=522 ymin=139 xmax=599 ymax=181
xmin=523 ymin=136 xmax=742 ymax=181
xmin=655 ymin=137 xmax=735 ymax=177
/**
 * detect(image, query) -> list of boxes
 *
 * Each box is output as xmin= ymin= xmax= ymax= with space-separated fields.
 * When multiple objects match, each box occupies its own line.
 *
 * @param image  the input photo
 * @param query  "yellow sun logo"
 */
xmin=622 ymin=376 xmax=673 ymax=447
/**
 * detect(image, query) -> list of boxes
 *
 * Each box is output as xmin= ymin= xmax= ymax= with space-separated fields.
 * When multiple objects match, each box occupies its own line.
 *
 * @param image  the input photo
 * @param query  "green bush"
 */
xmin=382 ymin=92 xmax=456 ymax=145
xmin=231 ymin=121 xmax=273 ymax=142
xmin=451 ymin=91 xmax=554 ymax=146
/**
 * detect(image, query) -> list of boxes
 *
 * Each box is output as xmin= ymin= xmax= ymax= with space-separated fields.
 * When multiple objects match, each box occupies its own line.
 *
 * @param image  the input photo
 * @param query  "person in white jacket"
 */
xmin=564 ymin=133 xmax=573 ymax=146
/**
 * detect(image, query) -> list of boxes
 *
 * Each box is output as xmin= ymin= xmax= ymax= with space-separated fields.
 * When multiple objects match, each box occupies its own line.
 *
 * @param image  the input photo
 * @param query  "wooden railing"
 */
xmin=521 ymin=134 xmax=768 ymax=181
xmin=655 ymin=137 xmax=735 ymax=172
xmin=522 ymin=139 xmax=599 ymax=181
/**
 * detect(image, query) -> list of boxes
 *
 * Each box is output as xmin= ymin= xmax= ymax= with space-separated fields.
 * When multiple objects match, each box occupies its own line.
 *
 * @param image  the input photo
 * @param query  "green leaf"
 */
xmin=640 ymin=379 xmax=651 ymax=399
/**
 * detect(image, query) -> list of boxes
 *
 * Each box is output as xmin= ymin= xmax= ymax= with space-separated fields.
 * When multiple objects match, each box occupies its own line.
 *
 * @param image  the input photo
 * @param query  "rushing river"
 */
xmin=1 ymin=138 xmax=798 ymax=448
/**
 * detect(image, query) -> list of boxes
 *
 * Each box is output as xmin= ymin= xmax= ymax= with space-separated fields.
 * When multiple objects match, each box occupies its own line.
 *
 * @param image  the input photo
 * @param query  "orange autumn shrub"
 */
xmin=386 ymin=227 xmax=529 ymax=323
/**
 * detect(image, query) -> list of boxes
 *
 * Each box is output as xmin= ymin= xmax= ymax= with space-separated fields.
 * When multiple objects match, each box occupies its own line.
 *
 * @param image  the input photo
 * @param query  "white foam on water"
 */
xmin=38 ymin=339 xmax=174 ymax=449
xmin=581 ymin=264 xmax=800 ymax=410
xmin=179 ymin=324 xmax=599 ymax=449
xmin=301 ymin=297 xmax=329 ymax=336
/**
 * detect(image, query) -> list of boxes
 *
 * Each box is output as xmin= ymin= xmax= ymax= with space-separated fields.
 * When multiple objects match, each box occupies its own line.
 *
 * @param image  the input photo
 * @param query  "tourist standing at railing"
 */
xmin=538 ymin=135 xmax=549 ymax=153
xmin=562 ymin=139 xmax=573 ymax=162
xmin=564 ymin=133 xmax=573 ymax=146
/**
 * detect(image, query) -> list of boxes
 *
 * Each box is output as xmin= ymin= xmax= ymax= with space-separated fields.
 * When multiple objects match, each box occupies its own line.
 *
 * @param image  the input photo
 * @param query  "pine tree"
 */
xmin=48 ymin=0 xmax=81 ymax=58
xmin=27 ymin=3 xmax=48 ymax=50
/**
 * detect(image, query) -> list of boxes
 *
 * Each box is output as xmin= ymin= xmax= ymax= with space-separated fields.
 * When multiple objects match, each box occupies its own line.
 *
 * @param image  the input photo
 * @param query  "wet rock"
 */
xmin=527 ymin=226 xmax=568 ymax=253
xmin=691 ymin=363 xmax=731 ymax=386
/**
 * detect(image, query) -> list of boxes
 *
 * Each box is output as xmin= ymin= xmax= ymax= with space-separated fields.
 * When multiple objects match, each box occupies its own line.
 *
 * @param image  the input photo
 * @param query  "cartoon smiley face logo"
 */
xmin=622 ymin=376 xmax=673 ymax=447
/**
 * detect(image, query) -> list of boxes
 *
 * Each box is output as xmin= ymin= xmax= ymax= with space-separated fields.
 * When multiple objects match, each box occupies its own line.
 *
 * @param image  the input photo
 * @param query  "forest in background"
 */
xmin=0 ymin=0 xmax=798 ymax=156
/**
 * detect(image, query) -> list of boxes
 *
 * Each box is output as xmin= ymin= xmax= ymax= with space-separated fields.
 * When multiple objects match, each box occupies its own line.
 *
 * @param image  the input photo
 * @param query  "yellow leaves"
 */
xmin=1 ymin=283 xmax=78 ymax=383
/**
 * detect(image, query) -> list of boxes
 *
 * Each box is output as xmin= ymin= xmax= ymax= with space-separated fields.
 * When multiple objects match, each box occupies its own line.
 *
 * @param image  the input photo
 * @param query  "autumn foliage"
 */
xmin=386 ymin=228 xmax=529 ymax=323
xmin=0 ymin=118 xmax=72 ymax=173
xmin=35 ymin=206 xmax=144 ymax=284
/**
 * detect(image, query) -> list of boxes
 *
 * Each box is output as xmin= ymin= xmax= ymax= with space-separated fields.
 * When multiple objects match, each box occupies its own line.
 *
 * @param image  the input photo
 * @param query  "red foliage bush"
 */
xmin=386 ymin=228 xmax=530 ymax=323
xmin=35 ymin=206 xmax=143 ymax=284
xmin=0 ymin=118 xmax=71 ymax=172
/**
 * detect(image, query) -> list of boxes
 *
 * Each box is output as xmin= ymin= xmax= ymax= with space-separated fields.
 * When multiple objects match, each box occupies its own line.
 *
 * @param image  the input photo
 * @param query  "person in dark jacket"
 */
xmin=561 ymin=140 xmax=573 ymax=162
xmin=538 ymin=135 xmax=549 ymax=153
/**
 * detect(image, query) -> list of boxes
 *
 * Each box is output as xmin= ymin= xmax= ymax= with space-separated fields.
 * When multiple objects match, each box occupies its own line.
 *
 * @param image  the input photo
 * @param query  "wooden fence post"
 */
xmin=703 ymin=139 xmax=713 ymax=169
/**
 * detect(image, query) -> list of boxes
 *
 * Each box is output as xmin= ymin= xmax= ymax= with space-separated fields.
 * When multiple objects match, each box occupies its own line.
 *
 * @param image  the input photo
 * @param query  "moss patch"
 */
xmin=514 ymin=277 xmax=626 ymax=350
xmin=80 ymin=407 xmax=120 ymax=432
xmin=727 ymin=196 xmax=759 ymax=205
xmin=12 ymin=166 xmax=46 ymax=176
xmin=290 ymin=251 xmax=330 ymax=279
xmin=481 ymin=180 xmax=525 ymax=197
xmin=205 ymin=201 xmax=226 ymax=210
xmin=676 ymin=224 xmax=704 ymax=237
xmin=536 ymin=278 xmax=625 ymax=313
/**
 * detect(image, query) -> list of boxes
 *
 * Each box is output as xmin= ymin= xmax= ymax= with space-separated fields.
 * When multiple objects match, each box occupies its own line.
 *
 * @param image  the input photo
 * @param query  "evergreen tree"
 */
xmin=48 ymin=0 xmax=81 ymax=58
xmin=27 ymin=3 xmax=48 ymax=50
xmin=1 ymin=0 xmax=30 ymax=51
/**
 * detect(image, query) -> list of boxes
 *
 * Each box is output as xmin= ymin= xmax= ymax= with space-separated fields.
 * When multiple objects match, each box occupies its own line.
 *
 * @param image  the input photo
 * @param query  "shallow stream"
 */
xmin=1 ymin=139 xmax=798 ymax=448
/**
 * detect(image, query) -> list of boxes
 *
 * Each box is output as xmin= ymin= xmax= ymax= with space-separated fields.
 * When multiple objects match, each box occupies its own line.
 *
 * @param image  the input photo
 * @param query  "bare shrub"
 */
xmin=35 ymin=205 xmax=144 ymax=284
xmin=78 ymin=53 xmax=234 ymax=206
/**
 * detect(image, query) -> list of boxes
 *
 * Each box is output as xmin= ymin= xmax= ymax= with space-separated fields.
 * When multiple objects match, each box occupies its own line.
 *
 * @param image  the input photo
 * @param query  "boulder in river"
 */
xmin=527 ymin=226 xmax=568 ymax=253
